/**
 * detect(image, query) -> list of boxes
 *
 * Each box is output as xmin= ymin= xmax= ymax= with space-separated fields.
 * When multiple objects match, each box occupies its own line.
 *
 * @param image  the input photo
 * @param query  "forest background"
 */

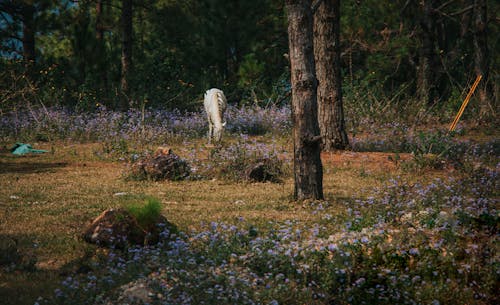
xmin=1 ymin=0 xmax=498 ymax=117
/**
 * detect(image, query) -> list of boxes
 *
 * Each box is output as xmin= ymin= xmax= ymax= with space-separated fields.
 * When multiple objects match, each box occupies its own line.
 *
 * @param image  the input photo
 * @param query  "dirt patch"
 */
xmin=321 ymin=151 xmax=412 ymax=172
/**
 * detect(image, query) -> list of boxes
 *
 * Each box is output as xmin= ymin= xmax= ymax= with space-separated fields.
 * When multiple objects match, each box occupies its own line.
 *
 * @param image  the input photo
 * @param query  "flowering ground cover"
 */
xmin=0 ymin=106 xmax=498 ymax=305
xmin=0 ymin=105 xmax=291 ymax=145
xmin=33 ymin=168 xmax=498 ymax=305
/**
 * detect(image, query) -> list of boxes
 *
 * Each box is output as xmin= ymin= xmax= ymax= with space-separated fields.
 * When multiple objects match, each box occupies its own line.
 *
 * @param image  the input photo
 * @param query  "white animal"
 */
xmin=204 ymin=88 xmax=227 ymax=144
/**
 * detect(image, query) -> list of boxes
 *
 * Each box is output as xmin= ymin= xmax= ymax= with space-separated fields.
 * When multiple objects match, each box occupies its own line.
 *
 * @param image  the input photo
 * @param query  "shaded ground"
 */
xmin=0 ymin=161 xmax=68 ymax=174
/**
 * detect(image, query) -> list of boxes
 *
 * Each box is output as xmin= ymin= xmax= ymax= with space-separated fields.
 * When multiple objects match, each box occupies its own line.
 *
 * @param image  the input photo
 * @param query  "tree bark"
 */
xmin=120 ymin=0 xmax=133 ymax=109
xmin=472 ymin=0 xmax=493 ymax=117
xmin=417 ymin=0 xmax=439 ymax=106
xmin=95 ymin=0 xmax=104 ymax=42
xmin=286 ymin=0 xmax=324 ymax=201
xmin=21 ymin=3 xmax=35 ymax=68
xmin=95 ymin=0 xmax=109 ymax=99
xmin=313 ymin=0 xmax=349 ymax=151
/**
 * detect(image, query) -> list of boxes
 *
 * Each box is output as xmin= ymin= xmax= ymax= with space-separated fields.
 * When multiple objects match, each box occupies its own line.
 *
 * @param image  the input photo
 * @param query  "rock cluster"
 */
xmin=128 ymin=147 xmax=190 ymax=181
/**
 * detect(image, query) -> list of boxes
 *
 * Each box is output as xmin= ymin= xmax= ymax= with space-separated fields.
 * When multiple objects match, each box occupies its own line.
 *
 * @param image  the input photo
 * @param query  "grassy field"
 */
xmin=0 ymin=141 xmax=398 ymax=301
xmin=0 ymin=107 xmax=498 ymax=304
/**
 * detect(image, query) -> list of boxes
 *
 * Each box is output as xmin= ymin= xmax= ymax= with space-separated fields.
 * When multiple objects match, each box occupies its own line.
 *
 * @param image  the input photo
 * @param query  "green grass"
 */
xmin=125 ymin=197 xmax=162 ymax=229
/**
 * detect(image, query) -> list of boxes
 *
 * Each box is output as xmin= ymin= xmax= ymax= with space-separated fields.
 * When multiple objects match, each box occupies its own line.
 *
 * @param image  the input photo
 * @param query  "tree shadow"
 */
xmin=0 ymin=232 xmax=97 ymax=305
xmin=0 ymin=161 xmax=67 ymax=174
xmin=0 ymin=233 xmax=56 ymax=305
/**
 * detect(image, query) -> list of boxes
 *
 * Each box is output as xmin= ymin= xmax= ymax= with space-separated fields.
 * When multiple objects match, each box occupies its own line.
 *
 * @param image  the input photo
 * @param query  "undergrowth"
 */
xmin=35 ymin=167 xmax=499 ymax=305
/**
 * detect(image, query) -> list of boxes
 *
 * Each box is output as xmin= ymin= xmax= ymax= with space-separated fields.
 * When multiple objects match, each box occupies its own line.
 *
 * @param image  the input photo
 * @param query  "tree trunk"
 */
xmin=313 ymin=0 xmax=349 ymax=151
xmin=417 ymin=0 xmax=439 ymax=106
xmin=96 ymin=0 xmax=108 ymax=87
xmin=286 ymin=0 xmax=324 ymax=201
xmin=472 ymin=0 xmax=493 ymax=117
xmin=95 ymin=0 xmax=104 ymax=41
xmin=21 ymin=3 xmax=35 ymax=69
xmin=120 ymin=0 xmax=133 ymax=109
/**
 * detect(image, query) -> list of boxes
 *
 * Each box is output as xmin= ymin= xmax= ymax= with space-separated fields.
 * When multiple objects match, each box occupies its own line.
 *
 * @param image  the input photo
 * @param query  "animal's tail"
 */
xmin=216 ymin=92 xmax=226 ymax=112
xmin=217 ymin=91 xmax=227 ymax=126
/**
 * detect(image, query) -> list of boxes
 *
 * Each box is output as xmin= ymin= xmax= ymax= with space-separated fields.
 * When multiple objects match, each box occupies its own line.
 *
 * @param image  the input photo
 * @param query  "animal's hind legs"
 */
xmin=207 ymin=123 xmax=213 ymax=144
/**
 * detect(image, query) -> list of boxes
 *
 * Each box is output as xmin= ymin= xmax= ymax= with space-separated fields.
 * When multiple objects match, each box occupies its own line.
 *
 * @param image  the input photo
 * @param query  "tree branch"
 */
xmin=401 ymin=0 xmax=412 ymax=14
xmin=449 ymin=5 xmax=474 ymax=17
xmin=436 ymin=0 xmax=456 ymax=11
xmin=0 ymin=11 xmax=14 ymax=25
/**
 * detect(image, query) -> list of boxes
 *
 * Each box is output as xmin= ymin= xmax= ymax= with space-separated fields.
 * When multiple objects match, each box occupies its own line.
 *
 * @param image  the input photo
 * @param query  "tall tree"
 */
xmin=313 ymin=0 xmax=349 ymax=151
xmin=21 ymin=2 xmax=35 ymax=67
xmin=120 ymin=0 xmax=132 ymax=109
xmin=95 ymin=0 xmax=108 ymax=94
xmin=472 ymin=0 xmax=493 ymax=117
xmin=417 ymin=0 xmax=440 ymax=105
xmin=0 ymin=1 xmax=36 ymax=66
xmin=286 ymin=0 xmax=324 ymax=201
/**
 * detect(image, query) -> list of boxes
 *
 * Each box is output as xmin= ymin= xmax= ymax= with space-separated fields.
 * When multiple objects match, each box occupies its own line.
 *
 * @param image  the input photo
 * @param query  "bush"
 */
xmin=125 ymin=197 xmax=162 ymax=230
xmin=125 ymin=150 xmax=191 ymax=181
xmin=196 ymin=137 xmax=289 ymax=182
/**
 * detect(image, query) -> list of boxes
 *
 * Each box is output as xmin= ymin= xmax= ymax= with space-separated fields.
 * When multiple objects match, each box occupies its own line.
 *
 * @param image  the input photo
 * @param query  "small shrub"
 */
xmin=125 ymin=197 xmax=162 ymax=230
xmin=201 ymin=137 xmax=289 ymax=182
xmin=126 ymin=150 xmax=191 ymax=181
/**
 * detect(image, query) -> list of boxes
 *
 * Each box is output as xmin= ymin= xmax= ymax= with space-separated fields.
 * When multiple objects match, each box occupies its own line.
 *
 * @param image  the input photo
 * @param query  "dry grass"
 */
xmin=0 ymin=139 xmax=449 ymax=304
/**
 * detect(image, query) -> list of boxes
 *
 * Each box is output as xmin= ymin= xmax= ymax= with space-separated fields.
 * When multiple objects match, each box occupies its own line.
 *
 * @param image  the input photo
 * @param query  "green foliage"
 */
xmin=237 ymin=53 xmax=265 ymax=103
xmin=403 ymin=131 xmax=453 ymax=171
xmin=0 ymin=0 xmax=498 ymax=126
xmin=125 ymin=197 xmax=162 ymax=230
xmin=98 ymin=139 xmax=131 ymax=161
xmin=129 ymin=0 xmax=287 ymax=109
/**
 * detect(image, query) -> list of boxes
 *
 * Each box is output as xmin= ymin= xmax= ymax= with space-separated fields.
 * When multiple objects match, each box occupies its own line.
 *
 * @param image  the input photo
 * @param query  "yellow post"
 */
xmin=449 ymin=75 xmax=482 ymax=131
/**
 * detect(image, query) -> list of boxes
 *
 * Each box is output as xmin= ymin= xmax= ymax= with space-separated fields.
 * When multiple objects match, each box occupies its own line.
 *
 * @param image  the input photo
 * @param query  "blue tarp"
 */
xmin=10 ymin=143 xmax=48 ymax=155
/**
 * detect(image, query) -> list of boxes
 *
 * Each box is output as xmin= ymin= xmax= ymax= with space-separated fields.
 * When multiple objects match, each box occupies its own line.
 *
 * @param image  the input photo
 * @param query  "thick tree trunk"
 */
xmin=120 ymin=0 xmax=133 ymax=109
xmin=95 ymin=0 xmax=109 ymax=101
xmin=21 ymin=3 xmax=35 ymax=68
xmin=417 ymin=0 xmax=439 ymax=106
xmin=95 ymin=0 xmax=104 ymax=41
xmin=286 ymin=0 xmax=324 ymax=201
xmin=313 ymin=0 xmax=349 ymax=151
xmin=472 ymin=0 xmax=493 ymax=117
